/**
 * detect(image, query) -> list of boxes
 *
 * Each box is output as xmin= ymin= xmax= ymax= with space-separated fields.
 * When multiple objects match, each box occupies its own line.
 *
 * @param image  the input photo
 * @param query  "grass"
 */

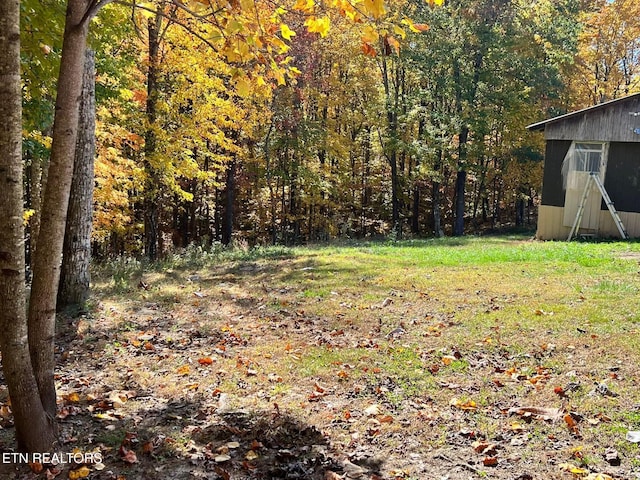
xmin=11 ymin=235 xmax=640 ymax=479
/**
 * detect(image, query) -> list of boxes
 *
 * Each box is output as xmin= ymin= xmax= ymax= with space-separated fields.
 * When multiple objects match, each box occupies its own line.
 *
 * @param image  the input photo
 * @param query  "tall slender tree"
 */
xmin=58 ymin=49 xmax=96 ymax=311
xmin=0 ymin=0 xmax=58 ymax=451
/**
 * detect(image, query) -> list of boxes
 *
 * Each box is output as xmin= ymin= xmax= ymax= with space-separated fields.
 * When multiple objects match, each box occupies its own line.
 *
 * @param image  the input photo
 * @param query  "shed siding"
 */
xmin=540 ymin=140 xmax=571 ymax=207
xmin=543 ymin=97 xmax=640 ymax=143
xmin=537 ymin=205 xmax=640 ymax=240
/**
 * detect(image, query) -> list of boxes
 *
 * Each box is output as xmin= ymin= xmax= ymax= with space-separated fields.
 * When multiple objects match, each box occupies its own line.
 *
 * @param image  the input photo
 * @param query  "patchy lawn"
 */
xmin=3 ymin=236 xmax=640 ymax=479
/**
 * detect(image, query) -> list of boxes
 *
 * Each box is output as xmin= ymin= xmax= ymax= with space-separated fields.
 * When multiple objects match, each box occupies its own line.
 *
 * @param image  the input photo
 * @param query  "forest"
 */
xmin=19 ymin=0 xmax=640 ymax=260
xmin=1 ymin=0 xmax=640 ymax=463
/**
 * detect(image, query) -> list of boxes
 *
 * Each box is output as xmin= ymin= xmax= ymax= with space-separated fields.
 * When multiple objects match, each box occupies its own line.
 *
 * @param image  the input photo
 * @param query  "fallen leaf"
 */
xmin=68 ymin=466 xmax=91 ymax=479
xmin=364 ymin=404 xmax=381 ymax=416
xmin=559 ymin=462 xmax=588 ymax=475
xmin=177 ymin=365 xmax=191 ymax=375
xmin=214 ymin=454 xmax=231 ymax=463
xmin=119 ymin=447 xmax=138 ymax=464
xmin=29 ymin=462 xmax=43 ymax=474
xmin=245 ymin=450 xmax=259 ymax=460
xmin=508 ymin=406 xmax=563 ymax=421
xmin=324 ymin=471 xmax=342 ymax=480
xmin=483 ymin=457 xmax=498 ymax=467
xmin=564 ymin=413 xmax=581 ymax=435
xmin=472 ymin=440 xmax=491 ymax=453
xmin=585 ymin=474 xmax=613 ymax=480
xmin=450 ymin=397 xmax=477 ymax=410
xmin=45 ymin=467 xmax=62 ymax=480
xmin=554 ymin=386 xmax=566 ymax=397
xmin=251 ymin=440 xmax=263 ymax=450
xmin=441 ymin=355 xmax=456 ymax=366
xmin=63 ymin=392 xmax=81 ymax=403
xmin=198 ymin=357 xmax=214 ymax=365
xmin=213 ymin=466 xmax=230 ymax=480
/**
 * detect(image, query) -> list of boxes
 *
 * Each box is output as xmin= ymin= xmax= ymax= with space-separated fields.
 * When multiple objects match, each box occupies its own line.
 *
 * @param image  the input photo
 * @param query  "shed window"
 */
xmin=573 ymin=143 xmax=603 ymax=172
xmin=561 ymin=141 xmax=608 ymax=191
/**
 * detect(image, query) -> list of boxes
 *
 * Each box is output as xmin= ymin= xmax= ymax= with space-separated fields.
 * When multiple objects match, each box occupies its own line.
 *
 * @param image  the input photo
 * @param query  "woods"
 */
xmin=1 ymin=0 xmax=640 ymax=459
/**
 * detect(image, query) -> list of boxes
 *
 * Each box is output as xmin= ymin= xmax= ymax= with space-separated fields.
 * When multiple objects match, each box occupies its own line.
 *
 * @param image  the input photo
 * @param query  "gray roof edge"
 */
xmin=526 ymin=93 xmax=640 ymax=131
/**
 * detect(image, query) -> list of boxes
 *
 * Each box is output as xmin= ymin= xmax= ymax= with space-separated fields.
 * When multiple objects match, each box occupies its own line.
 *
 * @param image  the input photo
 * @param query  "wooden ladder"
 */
xmin=567 ymin=172 xmax=627 ymax=241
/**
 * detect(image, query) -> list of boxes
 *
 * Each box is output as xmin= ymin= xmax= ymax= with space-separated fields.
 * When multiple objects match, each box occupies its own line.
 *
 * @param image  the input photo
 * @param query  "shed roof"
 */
xmin=526 ymin=93 xmax=640 ymax=132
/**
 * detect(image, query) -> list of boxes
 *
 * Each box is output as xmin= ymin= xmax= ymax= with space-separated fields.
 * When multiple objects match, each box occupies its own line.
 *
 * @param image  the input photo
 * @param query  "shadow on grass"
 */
xmin=86 ymin=401 xmax=344 ymax=480
xmin=0 ymin=395 xmax=368 ymax=480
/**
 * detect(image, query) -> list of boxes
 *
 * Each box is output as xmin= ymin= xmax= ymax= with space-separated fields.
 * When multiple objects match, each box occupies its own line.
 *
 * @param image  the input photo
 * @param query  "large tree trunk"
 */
xmin=0 ymin=0 xmax=57 ymax=452
xmin=58 ymin=49 xmax=96 ymax=312
xmin=28 ymin=0 xmax=92 ymax=419
xmin=143 ymin=5 xmax=166 ymax=260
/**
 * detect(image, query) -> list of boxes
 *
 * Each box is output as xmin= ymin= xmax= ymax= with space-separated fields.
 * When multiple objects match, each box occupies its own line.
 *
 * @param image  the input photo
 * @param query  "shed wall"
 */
xmin=604 ymin=142 xmax=640 ymax=213
xmin=543 ymin=98 xmax=640 ymax=142
xmin=540 ymin=140 xmax=571 ymax=207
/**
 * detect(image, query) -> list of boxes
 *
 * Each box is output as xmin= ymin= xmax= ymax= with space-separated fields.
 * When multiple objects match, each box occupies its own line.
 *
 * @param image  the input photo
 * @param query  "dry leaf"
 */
xmin=324 ymin=471 xmax=342 ymax=480
xmin=120 ymin=447 xmax=138 ymax=464
xmin=245 ymin=450 xmax=259 ymax=461
xmin=559 ymin=462 xmax=588 ymax=475
xmin=198 ymin=357 xmax=214 ymax=365
xmin=214 ymin=454 xmax=231 ymax=463
xmin=63 ymin=392 xmax=81 ymax=403
xmin=508 ymin=406 xmax=563 ymax=421
xmin=177 ymin=365 xmax=191 ymax=375
xmin=450 ymin=397 xmax=477 ymax=410
xmin=585 ymin=474 xmax=613 ymax=480
xmin=554 ymin=386 xmax=566 ymax=397
xmin=441 ymin=355 xmax=456 ymax=366
xmin=68 ymin=467 xmax=91 ymax=480
xmin=564 ymin=413 xmax=581 ymax=435
xmin=364 ymin=404 xmax=381 ymax=416
xmin=483 ymin=457 xmax=498 ymax=467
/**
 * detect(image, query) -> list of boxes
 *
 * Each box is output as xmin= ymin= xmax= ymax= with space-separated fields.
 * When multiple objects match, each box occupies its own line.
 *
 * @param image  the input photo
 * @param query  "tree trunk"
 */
xmin=222 ymin=160 xmax=236 ymax=246
xmin=453 ymin=127 xmax=469 ymax=237
xmin=0 ymin=0 xmax=58 ymax=452
xmin=143 ymin=12 xmax=162 ymax=260
xmin=28 ymin=0 xmax=92 ymax=420
xmin=432 ymin=150 xmax=444 ymax=238
xmin=58 ymin=49 xmax=96 ymax=312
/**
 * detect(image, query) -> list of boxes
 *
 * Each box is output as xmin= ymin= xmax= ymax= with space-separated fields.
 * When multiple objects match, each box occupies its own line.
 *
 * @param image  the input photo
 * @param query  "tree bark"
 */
xmin=453 ymin=126 xmax=469 ymax=237
xmin=432 ymin=150 xmax=444 ymax=238
xmin=222 ymin=160 xmax=236 ymax=246
xmin=28 ymin=0 xmax=92 ymax=419
xmin=0 ymin=0 xmax=57 ymax=452
xmin=143 ymin=12 xmax=162 ymax=260
xmin=58 ymin=49 xmax=96 ymax=312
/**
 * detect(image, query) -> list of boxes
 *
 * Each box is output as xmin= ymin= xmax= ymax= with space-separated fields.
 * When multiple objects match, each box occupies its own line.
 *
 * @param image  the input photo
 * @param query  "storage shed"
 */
xmin=527 ymin=93 xmax=640 ymax=240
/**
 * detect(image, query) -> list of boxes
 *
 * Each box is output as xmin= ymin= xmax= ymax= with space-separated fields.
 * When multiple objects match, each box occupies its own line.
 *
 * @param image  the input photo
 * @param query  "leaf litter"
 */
xmin=0 ymin=253 xmax=638 ymax=479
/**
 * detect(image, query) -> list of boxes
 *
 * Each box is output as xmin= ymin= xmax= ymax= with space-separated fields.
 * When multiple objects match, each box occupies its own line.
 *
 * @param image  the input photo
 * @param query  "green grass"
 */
xmin=87 ymin=236 xmax=640 ymax=479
